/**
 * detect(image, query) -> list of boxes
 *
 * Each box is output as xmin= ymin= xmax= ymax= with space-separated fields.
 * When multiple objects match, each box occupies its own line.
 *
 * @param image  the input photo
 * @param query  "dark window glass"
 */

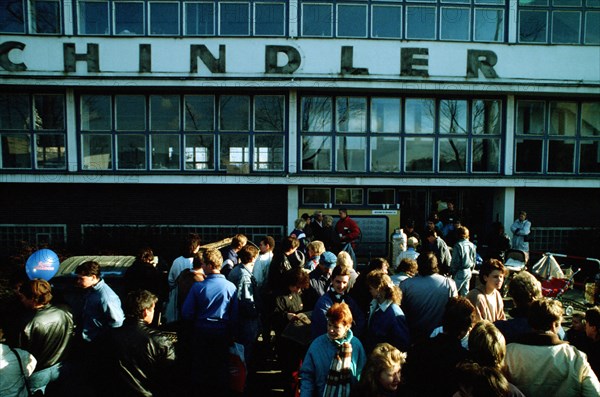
xmin=220 ymin=2 xmax=249 ymax=35
xmin=117 ymin=134 xmax=146 ymax=169
xmin=36 ymin=134 xmax=65 ymax=168
xmin=368 ymin=188 xmax=396 ymax=205
xmin=405 ymin=137 xmax=434 ymax=171
xmin=79 ymin=2 xmax=109 ymax=34
xmin=184 ymin=95 xmax=214 ymax=131
xmin=515 ymin=139 xmax=543 ymax=172
xmin=150 ymin=2 xmax=179 ymax=35
xmin=255 ymin=3 xmax=285 ymax=35
xmin=33 ymin=94 xmax=64 ymax=130
xmin=475 ymin=9 xmax=504 ymax=41
xmin=580 ymin=141 xmax=600 ymax=172
xmin=184 ymin=134 xmax=214 ymax=170
xmin=301 ymin=97 xmax=332 ymax=132
xmin=548 ymin=139 xmax=575 ymax=172
xmin=151 ymin=134 xmax=180 ymax=169
xmin=439 ymin=138 xmax=467 ymax=171
xmin=116 ymin=95 xmax=146 ymax=131
xmin=219 ymin=134 xmax=249 ymax=172
xmin=115 ymin=2 xmax=144 ymax=35
xmin=255 ymin=96 xmax=284 ymax=131
xmin=335 ymin=188 xmax=363 ymax=205
xmin=302 ymin=4 xmax=332 ymax=36
xmin=81 ymin=95 xmax=112 ymax=131
xmin=441 ymin=7 xmax=470 ymax=40
xmin=473 ymin=99 xmax=501 ymax=135
xmin=1 ymin=134 xmax=31 ymax=168
xmin=82 ymin=134 xmax=112 ymax=170
xmin=254 ymin=134 xmax=284 ymax=170
xmin=406 ymin=6 xmax=436 ymax=39
xmin=552 ymin=11 xmax=581 ymax=43
xmin=150 ymin=95 xmax=180 ymax=131
xmin=0 ymin=94 xmax=30 ymax=130
xmin=220 ymin=95 xmax=249 ymax=131
xmin=338 ymin=4 xmax=367 ymax=37
xmin=519 ymin=10 xmax=548 ymax=42
xmin=0 ymin=0 xmax=25 ymax=33
xmin=517 ymin=100 xmax=545 ymax=134
xmin=33 ymin=0 xmax=61 ymax=34
xmin=302 ymin=187 xmax=331 ymax=204
xmin=185 ymin=2 xmax=215 ymax=35
xmin=585 ymin=11 xmax=600 ymax=44
xmin=372 ymin=5 xmax=402 ymax=38
xmin=472 ymin=138 xmax=500 ymax=172
xmin=302 ymin=136 xmax=331 ymax=170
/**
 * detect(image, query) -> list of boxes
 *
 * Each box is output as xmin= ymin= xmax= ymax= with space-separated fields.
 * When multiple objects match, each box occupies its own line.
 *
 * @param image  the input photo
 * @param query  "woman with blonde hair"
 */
xmin=351 ymin=343 xmax=407 ymax=397
xmin=365 ymin=270 xmax=410 ymax=353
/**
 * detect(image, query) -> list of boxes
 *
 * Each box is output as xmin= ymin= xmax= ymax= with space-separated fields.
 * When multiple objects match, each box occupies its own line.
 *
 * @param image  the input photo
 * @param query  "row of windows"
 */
xmin=0 ymin=93 xmax=599 ymax=174
xmin=1 ymin=0 xmax=598 ymax=44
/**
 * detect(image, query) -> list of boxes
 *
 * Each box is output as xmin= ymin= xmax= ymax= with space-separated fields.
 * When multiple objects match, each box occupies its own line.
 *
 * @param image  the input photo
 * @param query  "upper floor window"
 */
xmin=0 ymin=0 xmax=62 ymax=34
xmin=0 ymin=92 xmax=66 ymax=169
xmin=515 ymin=99 xmax=600 ymax=174
xmin=79 ymin=92 xmax=286 ymax=172
xmin=518 ymin=0 xmax=600 ymax=44
xmin=300 ymin=0 xmax=506 ymax=42
xmin=76 ymin=0 xmax=286 ymax=36
xmin=300 ymin=95 xmax=503 ymax=174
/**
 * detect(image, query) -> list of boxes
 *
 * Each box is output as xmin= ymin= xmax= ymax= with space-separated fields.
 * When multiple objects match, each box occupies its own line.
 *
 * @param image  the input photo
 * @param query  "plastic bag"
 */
xmin=229 ymin=343 xmax=247 ymax=393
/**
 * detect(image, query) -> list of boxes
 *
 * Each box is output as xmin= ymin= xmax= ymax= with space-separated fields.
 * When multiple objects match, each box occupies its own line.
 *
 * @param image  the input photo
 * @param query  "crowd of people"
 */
xmin=1 ymin=208 xmax=599 ymax=397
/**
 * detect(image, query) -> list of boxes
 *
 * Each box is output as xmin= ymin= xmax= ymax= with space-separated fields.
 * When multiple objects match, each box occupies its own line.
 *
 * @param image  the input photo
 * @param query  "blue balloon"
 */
xmin=26 ymin=249 xmax=60 ymax=281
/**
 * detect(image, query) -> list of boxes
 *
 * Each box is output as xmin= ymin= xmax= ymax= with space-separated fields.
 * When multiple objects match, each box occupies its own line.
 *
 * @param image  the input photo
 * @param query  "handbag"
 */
xmin=10 ymin=347 xmax=34 ymax=397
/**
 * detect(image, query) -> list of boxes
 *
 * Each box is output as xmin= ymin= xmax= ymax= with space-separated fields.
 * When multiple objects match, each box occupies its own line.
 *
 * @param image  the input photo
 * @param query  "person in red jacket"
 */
xmin=335 ymin=208 xmax=361 ymax=250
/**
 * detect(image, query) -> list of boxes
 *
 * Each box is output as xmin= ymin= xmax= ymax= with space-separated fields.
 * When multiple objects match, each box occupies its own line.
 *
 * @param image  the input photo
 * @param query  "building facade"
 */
xmin=1 ymin=0 xmax=599 ymax=259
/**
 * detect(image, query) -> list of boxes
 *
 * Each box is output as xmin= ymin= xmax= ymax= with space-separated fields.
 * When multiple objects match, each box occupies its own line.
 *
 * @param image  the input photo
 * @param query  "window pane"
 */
xmin=1 ymin=134 xmax=31 ymax=168
xmin=517 ymin=100 xmax=545 ymax=135
xmin=33 ymin=94 xmax=64 ymax=130
xmin=515 ymin=139 xmax=543 ymax=172
xmin=406 ymin=6 xmax=436 ymax=39
xmin=338 ymin=4 xmax=367 ymax=37
xmin=554 ymin=0 xmax=581 ymax=6
xmin=580 ymin=141 xmax=600 ymax=172
xmin=220 ymin=95 xmax=249 ymax=131
xmin=441 ymin=7 xmax=470 ymax=41
xmin=255 ymin=3 xmax=284 ymax=35
xmin=82 ymin=134 xmax=112 ymax=170
xmin=336 ymin=97 xmax=367 ymax=133
xmin=589 ymin=0 xmax=600 ymax=7
xmin=371 ymin=137 xmax=400 ymax=172
xmin=117 ymin=134 xmax=146 ymax=169
xmin=116 ymin=95 xmax=146 ymax=131
xmin=405 ymin=98 xmax=435 ymax=134
xmin=552 ymin=11 xmax=581 ymax=43
xmin=0 ymin=94 xmax=30 ymax=130
xmin=473 ymin=99 xmax=501 ymax=134
xmin=302 ymin=4 xmax=332 ymax=36
xmin=301 ymin=97 xmax=332 ymax=132
xmin=151 ymin=134 xmax=180 ymax=169
xmin=184 ymin=134 xmax=214 ymax=170
xmin=440 ymin=100 xmax=468 ymax=134
xmin=36 ymin=134 xmax=65 ymax=168
xmin=439 ymin=138 xmax=467 ymax=172
xmin=519 ymin=0 xmax=548 ymax=6
xmin=371 ymin=98 xmax=401 ymax=133
xmin=372 ymin=5 xmax=402 ymax=38
xmin=548 ymin=140 xmax=575 ymax=172
xmin=79 ymin=1 xmax=109 ymax=34
xmin=336 ymin=136 xmax=366 ymax=171
xmin=0 ymin=0 xmax=25 ymax=33
xmin=303 ymin=188 xmax=331 ymax=204
xmin=185 ymin=2 xmax=215 ymax=35
xmin=405 ymin=137 xmax=434 ymax=171
xmin=335 ymin=188 xmax=363 ymax=205
xmin=519 ymin=10 xmax=548 ymax=42
xmin=549 ymin=102 xmax=577 ymax=136
xmin=254 ymin=134 xmax=284 ymax=170
xmin=220 ymin=134 xmax=249 ymax=172
xmin=184 ymin=95 xmax=214 ymax=131
xmin=475 ymin=9 xmax=504 ymax=41
xmin=585 ymin=12 xmax=600 ymax=44
xmin=115 ymin=2 xmax=144 ymax=35
xmin=582 ymin=102 xmax=600 ymax=136
xmin=368 ymin=188 xmax=396 ymax=205
xmin=150 ymin=95 xmax=180 ymax=131
xmin=475 ymin=0 xmax=504 ymax=4
xmin=150 ymin=2 xmax=179 ymax=35
xmin=302 ymin=136 xmax=331 ymax=170
xmin=33 ymin=0 xmax=60 ymax=34
xmin=472 ymin=138 xmax=500 ymax=172
xmin=81 ymin=95 xmax=111 ymax=131
xmin=220 ymin=2 xmax=249 ymax=35
xmin=255 ymin=95 xmax=284 ymax=131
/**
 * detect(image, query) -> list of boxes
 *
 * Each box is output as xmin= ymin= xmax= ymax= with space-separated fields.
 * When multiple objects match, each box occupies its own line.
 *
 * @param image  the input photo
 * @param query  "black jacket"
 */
xmin=17 ymin=304 xmax=74 ymax=370
xmin=109 ymin=319 xmax=176 ymax=397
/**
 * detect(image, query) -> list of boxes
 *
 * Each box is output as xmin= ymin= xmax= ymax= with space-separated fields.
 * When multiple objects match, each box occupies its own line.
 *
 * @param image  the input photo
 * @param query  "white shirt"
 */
xmin=0 ymin=344 xmax=37 ymax=397
xmin=253 ymin=251 xmax=273 ymax=288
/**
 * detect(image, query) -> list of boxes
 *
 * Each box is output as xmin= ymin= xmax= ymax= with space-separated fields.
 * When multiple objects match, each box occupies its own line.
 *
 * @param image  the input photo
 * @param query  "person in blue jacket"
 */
xmin=300 ymin=302 xmax=366 ymax=397
xmin=365 ymin=270 xmax=410 ymax=353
